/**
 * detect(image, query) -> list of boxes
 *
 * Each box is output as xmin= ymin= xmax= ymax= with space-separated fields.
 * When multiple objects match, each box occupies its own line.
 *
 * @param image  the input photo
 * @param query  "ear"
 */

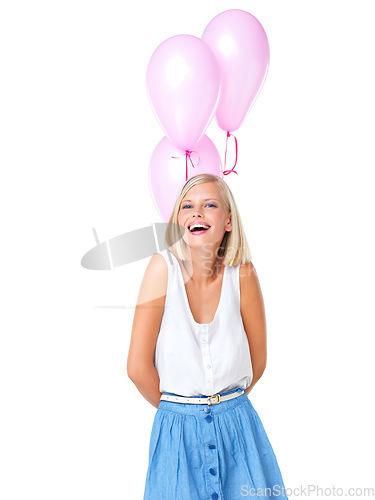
xmin=225 ymin=213 xmax=232 ymax=232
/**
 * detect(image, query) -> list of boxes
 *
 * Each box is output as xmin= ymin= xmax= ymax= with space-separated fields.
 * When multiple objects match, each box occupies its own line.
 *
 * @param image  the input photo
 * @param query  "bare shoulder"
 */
xmin=239 ymin=261 xmax=256 ymax=277
xmin=239 ymin=261 xmax=258 ymax=286
xmin=137 ymin=252 xmax=168 ymax=306
xmin=147 ymin=252 xmax=168 ymax=279
xmin=239 ymin=261 xmax=263 ymax=303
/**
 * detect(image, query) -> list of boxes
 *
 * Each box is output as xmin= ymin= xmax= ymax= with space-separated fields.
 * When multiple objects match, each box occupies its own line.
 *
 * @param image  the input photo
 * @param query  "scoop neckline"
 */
xmin=167 ymin=250 xmax=227 ymax=327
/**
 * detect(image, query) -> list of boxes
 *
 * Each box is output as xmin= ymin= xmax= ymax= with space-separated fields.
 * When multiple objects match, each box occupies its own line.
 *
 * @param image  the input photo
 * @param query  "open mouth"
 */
xmin=188 ymin=223 xmax=211 ymax=234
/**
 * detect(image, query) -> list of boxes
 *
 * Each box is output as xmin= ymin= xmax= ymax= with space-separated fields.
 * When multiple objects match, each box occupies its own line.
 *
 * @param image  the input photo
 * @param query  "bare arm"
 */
xmin=127 ymin=253 xmax=167 ymax=409
xmin=239 ymin=262 xmax=267 ymax=395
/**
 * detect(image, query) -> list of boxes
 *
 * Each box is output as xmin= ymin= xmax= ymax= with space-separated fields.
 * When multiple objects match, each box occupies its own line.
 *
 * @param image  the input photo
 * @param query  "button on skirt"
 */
xmin=143 ymin=387 xmax=288 ymax=500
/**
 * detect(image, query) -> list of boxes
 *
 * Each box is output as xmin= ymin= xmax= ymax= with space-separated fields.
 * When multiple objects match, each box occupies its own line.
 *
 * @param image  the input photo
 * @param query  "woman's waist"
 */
xmin=158 ymin=386 xmax=249 ymax=415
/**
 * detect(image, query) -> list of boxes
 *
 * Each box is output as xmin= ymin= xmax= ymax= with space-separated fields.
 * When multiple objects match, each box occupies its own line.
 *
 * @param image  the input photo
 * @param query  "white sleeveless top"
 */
xmin=153 ymin=249 xmax=253 ymax=396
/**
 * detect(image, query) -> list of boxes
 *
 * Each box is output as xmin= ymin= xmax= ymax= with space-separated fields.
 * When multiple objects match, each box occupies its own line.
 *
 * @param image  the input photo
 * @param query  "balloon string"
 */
xmin=171 ymin=150 xmax=199 ymax=181
xmin=223 ymin=131 xmax=239 ymax=176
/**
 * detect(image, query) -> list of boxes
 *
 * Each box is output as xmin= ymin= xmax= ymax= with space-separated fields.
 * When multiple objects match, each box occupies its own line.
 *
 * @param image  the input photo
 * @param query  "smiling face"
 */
xmin=177 ymin=181 xmax=232 ymax=251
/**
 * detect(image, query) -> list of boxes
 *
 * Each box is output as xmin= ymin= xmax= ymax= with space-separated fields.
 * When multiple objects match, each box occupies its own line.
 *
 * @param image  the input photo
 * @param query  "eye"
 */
xmin=181 ymin=203 xmax=216 ymax=209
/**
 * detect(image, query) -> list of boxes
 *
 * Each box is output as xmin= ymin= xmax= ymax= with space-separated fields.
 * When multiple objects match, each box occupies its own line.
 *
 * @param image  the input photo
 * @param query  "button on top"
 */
xmin=204 ymin=407 xmax=211 ymax=413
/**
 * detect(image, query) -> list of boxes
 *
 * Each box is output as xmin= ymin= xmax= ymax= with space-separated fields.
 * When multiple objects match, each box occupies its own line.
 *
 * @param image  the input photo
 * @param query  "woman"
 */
xmin=127 ymin=173 xmax=288 ymax=499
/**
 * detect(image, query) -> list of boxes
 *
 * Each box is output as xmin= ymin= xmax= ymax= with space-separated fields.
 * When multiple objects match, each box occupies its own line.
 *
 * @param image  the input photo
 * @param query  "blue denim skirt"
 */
xmin=143 ymin=386 xmax=288 ymax=499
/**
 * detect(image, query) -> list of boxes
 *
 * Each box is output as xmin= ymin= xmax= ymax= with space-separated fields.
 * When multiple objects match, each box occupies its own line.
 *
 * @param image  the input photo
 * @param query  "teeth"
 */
xmin=189 ymin=223 xmax=210 ymax=231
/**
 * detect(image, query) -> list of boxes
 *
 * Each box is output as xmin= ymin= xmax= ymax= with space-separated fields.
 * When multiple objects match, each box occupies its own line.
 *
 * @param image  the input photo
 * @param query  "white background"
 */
xmin=1 ymin=0 xmax=374 ymax=499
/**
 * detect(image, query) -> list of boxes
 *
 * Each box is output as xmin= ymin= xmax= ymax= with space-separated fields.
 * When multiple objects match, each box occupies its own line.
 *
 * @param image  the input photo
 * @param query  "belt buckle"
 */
xmin=207 ymin=394 xmax=221 ymax=406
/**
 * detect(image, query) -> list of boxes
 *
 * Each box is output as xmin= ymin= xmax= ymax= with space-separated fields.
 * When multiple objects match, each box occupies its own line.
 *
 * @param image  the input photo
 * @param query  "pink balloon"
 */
xmin=149 ymin=135 xmax=223 ymax=222
xmin=146 ymin=35 xmax=221 ymax=151
xmin=202 ymin=9 xmax=270 ymax=132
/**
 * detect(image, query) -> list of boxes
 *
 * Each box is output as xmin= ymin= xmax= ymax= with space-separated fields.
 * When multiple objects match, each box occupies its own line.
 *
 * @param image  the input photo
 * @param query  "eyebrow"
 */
xmin=181 ymin=198 xmax=219 ymax=203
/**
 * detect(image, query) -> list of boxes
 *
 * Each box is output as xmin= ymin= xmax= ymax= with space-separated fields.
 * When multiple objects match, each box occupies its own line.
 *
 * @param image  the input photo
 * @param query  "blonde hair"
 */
xmin=164 ymin=174 xmax=252 ymax=266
